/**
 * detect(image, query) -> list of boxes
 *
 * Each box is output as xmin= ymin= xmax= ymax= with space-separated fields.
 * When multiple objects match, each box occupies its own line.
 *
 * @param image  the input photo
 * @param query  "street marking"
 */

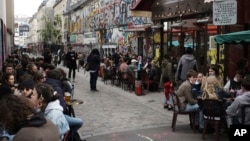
xmin=137 ymin=134 xmax=154 ymax=141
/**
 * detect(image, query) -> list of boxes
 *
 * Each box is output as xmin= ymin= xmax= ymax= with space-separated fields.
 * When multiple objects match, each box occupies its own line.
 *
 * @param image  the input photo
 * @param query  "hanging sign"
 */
xmin=213 ymin=0 xmax=237 ymax=25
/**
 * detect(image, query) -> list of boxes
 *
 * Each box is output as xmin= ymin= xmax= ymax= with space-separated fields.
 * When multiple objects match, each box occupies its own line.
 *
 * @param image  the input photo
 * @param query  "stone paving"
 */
xmin=25 ymin=54 xmax=228 ymax=140
xmin=62 ymin=66 xmax=191 ymax=139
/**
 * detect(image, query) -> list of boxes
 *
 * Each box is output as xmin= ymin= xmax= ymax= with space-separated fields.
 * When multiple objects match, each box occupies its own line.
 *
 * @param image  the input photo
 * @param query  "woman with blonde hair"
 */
xmin=201 ymin=75 xmax=230 ymax=100
xmin=201 ymin=75 xmax=221 ymax=100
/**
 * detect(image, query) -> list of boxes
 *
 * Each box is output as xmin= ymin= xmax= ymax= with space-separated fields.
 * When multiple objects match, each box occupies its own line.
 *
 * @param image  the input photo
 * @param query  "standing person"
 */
xmin=160 ymin=54 xmax=172 ymax=88
xmin=175 ymin=47 xmax=198 ymax=84
xmin=87 ymin=49 xmax=101 ymax=92
xmin=66 ymin=46 xmax=77 ymax=82
xmin=43 ymin=48 xmax=52 ymax=64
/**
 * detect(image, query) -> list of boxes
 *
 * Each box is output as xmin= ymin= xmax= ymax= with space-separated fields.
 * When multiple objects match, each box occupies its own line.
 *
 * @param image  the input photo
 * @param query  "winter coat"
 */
xmin=175 ymin=80 xmax=197 ymax=111
xmin=226 ymin=91 xmax=250 ymax=125
xmin=175 ymin=54 xmax=198 ymax=81
xmin=13 ymin=112 xmax=60 ymax=141
xmin=45 ymin=78 xmax=67 ymax=112
xmin=87 ymin=54 xmax=100 ymax=72
xmin=66 ymin=51 xmax=77 ymax=69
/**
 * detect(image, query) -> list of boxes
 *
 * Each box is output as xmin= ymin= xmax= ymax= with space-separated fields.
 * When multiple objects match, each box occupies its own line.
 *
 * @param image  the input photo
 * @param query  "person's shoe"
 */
xmin=167 ymin=105 xmax=173 ymax=110
xmin=91 ymin=89 xmax=99 ymax=92
xmin=163 ymin=104 xmax=168 ymax=109
xmin=93 ymin=89 xmax=99 ymax=92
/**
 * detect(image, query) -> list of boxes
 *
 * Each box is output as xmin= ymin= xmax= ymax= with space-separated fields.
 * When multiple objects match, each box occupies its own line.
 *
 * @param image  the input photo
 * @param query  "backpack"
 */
xmin=64 ymin=130 xmax=81 ymax=141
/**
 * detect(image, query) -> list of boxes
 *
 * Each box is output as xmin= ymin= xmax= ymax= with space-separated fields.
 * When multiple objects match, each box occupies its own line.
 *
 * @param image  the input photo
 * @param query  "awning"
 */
xmin=130 ymin=0 xmax=155 ymax=11
xmin=214 ymin=30 xmax=250 ymax=45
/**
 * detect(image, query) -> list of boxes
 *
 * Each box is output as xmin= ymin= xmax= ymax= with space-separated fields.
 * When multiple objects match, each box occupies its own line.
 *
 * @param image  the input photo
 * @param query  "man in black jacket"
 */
xmin=66 ymin=46 xmax=77 ymax=82
xmin=87 ymin=49 xmax=101 ymax=92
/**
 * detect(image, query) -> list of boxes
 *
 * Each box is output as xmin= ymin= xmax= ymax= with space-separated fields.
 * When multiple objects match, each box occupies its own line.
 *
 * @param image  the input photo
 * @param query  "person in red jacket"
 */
xmin=163 ymin=77 xmax=176 ymax=110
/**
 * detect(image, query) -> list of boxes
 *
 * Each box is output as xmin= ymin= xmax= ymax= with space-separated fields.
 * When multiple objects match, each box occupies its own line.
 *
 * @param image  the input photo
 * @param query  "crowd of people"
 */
xmin=1 ymin=45 xmax=250 ymax=140
xmin=162 ymin=47 xmax=250 ymax=135
xmin=0 ymin=51 xmax=83 ymax=141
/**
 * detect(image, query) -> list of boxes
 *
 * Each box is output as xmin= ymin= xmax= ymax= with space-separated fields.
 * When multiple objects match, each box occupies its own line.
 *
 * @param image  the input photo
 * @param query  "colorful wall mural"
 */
xmin=68 ymin=0 xmax=152 ymax=44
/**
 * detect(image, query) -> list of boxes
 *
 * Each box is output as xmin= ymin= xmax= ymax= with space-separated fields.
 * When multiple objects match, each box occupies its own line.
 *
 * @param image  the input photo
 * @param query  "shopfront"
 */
xmin=149 ymin=0 xmax=250 ymax=79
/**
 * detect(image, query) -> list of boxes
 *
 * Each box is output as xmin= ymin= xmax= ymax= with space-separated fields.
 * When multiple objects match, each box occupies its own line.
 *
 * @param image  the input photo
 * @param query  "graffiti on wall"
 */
xmin=80 ymin=0 xmax=150 ymax=33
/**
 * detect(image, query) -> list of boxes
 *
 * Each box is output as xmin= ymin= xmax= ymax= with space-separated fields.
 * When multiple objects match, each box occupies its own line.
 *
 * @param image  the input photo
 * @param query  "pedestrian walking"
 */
xmin=66 ymin=46 xmax=77 ymax=82
xmin=87 ymin=49 xmax=101 ymax=92
xmin=175 ymin=47 xmax=198 ymax=85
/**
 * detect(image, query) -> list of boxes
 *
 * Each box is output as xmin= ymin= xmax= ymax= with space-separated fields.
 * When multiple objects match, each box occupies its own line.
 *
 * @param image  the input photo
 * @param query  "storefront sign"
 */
xmin=213 ymin=0 xmax=237 ymax=25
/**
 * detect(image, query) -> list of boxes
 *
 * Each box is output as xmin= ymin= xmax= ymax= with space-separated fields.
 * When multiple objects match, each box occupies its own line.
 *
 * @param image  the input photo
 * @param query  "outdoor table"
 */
xmin=66 ymin=99 xmax=83 ymax=117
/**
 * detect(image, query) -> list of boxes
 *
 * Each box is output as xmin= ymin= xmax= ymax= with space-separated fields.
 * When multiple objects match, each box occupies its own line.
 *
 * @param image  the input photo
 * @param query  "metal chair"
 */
xmin=171 ymin=92 xmax=196 ymax=132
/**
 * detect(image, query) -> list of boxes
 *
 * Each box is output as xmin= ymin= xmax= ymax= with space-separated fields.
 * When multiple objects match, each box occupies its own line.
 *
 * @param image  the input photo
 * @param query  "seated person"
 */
xmin=0 ymin=94 xmax=60 ymax=141
xmin=192 ymin=72 xmax=204 ymax=99
xmin=202 ymin=75 xmax=231 ymax=100
xmin=28 ymin=83 xmax=69 ymax=140
xmin=226 ymin=76 xmax=250 ymax=126
xmin=125 ymin=59 xmax=137 ymax=78
xmin=224 ymin=70 xmax=244 ymax=97
xmin=175 ymin=70 xmax=203 ymax=130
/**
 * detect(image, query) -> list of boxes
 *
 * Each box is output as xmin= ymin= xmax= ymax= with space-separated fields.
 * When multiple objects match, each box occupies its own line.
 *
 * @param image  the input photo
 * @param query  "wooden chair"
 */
xmin=103 ymin=67 xmax=117 ymax=85
xmin=140 ymin=70 xmax=159 ymax=92
xmin=118 ymin=71 xmax=128 ymax=89
xmin=241 ymin=104 xmax=250 ymax=125
xmin=171 ymin=92 xmax=196 ymax=132
xmin=200 ymin=99 xmax=225 ymax=141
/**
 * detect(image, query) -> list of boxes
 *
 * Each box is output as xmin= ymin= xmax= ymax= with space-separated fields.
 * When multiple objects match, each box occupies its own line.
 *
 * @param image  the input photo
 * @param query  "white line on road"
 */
xmin=137 ymin=134 xmax=154 ymax=141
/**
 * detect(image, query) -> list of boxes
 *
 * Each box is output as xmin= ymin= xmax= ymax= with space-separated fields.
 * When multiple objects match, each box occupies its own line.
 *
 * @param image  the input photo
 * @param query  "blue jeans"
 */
xmin=184 ymin=103 xmax=204 ymax=128
xmin=163 ymin=94 xmax=173 ymax=106
xmin=90 ymin=71 xmax=98 ymax=90
xmin=65 ymin=115 xmax=83 ymax=132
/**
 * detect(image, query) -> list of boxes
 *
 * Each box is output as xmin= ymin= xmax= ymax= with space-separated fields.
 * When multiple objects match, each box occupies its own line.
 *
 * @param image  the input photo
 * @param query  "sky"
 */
xmin=14 ymin=0 xmax=44 ymax=17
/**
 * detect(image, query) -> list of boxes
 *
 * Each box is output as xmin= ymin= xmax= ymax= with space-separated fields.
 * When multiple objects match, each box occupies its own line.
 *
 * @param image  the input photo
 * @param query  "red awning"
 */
xmin=131 ymin=0 xmax=155 ymax=11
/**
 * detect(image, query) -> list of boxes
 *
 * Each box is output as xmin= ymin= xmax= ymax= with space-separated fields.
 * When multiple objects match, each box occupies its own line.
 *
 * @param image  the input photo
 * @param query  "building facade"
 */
xmin=0 ymin=0 xmax=14 ymax=70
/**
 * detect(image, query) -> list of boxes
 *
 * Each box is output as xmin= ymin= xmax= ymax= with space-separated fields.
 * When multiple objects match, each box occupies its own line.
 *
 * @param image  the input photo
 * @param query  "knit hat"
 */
xmin=19 ymin=79 xmax=35 ymax=90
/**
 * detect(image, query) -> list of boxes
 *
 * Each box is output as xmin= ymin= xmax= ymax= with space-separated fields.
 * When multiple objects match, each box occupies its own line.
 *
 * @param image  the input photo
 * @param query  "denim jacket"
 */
xmin=44 ymin=100 xmax=69 ymax=140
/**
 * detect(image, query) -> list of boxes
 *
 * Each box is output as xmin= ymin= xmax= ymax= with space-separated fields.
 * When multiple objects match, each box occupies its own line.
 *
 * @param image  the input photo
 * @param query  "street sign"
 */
xmin=213 ymin=0 xmax=237 ymax=25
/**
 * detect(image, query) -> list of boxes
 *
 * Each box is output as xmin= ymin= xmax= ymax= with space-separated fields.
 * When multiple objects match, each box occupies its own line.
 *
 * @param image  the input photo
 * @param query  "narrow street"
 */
xmin=59 ymin=65 xmax=228 ymax=141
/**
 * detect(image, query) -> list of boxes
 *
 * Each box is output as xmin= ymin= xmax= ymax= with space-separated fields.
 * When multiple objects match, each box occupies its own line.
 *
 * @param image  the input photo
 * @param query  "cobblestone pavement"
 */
xmin=58 ymin=66 xmax=227 ymax=141
xmin=61 ymin=66 xmax=183 ymax=137
xmin=25 ymin=54 xmax=228 ymax=141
